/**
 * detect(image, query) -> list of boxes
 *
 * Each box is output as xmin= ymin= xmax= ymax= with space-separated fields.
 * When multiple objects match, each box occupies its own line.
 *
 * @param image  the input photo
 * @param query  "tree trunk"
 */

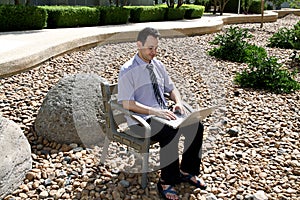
xmin=167 ymin=0 xmax=175 ymax=8
xmin=176 ymin=0 xmax=183 ymax=8
xmin=218 ymin=0 xmax=230 ymax=16
xmin=260 ymin=0 xmax=264 ymax=28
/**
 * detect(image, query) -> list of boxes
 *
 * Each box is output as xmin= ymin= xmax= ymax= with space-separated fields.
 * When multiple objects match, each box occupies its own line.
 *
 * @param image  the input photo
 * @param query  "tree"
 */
xmin=217 ymin=0 xmax=230 ymax=15
xmin=211 ymin=0 xmax=219 ymax=15
xmin=287 ymin=0 xmax=300 ymax=8
xmin=261 ymin=0 xmax=264 ymax=28
xmin=166 ymin=0 xmax=184 ymax=8
xmin=242 ymin=0 xmax=254 ymax=14
xmin=109 ymin=0 xmax=128 ymax=6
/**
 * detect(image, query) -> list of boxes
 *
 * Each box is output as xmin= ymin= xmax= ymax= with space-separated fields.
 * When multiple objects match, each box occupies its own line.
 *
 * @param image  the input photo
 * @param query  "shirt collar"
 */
xmin=135 ymin=53 xmax=154 ymax=67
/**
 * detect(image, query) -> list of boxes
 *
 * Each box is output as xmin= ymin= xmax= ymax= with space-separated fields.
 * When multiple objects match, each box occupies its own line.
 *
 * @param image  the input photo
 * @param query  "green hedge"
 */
xmin=126 ymin=4 xmax=203 ymax=23
xmin=42 ymin=6 xmax=99 ymax=28
xmin=165 ymin=7 xmax=185 ymax=20
xmin=194 ymin=0 xmax=210 ymax=12
xmin=97 ymin=6 xmax=130 ymax=25
xmin=0 ymin=5 xmax=47 ymax=32
xmin=0 ymin=4 xmax=204 ymax=31
xmin=126 ymin=6 xmax=166 ymax=23
xmin=181 ymin=4 xmax=204 ymax=19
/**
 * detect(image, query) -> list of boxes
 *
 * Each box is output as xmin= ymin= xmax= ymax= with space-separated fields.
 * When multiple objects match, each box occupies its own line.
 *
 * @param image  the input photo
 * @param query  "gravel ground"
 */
xmin=1 ymin=14 xmax=300 ymax=200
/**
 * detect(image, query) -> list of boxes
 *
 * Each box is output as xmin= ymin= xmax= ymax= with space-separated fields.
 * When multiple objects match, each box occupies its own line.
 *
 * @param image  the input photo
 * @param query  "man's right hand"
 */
xmin=151 ymin=108 xmax=177 ymax=120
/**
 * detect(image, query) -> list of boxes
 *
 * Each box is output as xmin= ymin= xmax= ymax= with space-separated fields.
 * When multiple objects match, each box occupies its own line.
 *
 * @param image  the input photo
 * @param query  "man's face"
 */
xmin=137 ymin=35 xmax=159 ymax=63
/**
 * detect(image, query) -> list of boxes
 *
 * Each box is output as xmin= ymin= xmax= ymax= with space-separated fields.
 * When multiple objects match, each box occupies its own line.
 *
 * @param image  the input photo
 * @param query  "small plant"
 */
xmin=209 ymin=26 xmax=267 ymax=63
xmin=292 ymin=21 xmax=300 ymax=49
xmin=267 ymin=27 xmax=295 ymax=49
xmin=234 ymin=55 xmax=300 ymax=93
xmin=267 ymin=20 xmax=300 ymax=50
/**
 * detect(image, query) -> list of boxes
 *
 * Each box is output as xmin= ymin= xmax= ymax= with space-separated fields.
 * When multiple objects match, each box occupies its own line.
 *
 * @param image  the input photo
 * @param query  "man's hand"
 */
xmin=151 ymin=108 xmax=177 ymax=120
xmin=171 ymin=103 xmax=185 ymax=115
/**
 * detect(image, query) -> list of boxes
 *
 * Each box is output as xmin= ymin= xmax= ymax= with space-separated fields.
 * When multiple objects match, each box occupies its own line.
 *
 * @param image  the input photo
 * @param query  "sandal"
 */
xmin=180 ymin=172 xmax=207 ymax=190
xmin=157 ymin=180 xmax=179 ymax=200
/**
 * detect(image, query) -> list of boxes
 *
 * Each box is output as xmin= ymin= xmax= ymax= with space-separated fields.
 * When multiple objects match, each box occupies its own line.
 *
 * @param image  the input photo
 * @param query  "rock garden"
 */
xmin=0 ymin=14 xmax=299 ymax=200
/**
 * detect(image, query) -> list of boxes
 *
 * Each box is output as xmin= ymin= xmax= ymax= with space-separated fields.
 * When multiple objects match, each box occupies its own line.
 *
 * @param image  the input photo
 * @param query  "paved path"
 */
xmin=0 ymin=9 xmax=297 ymax=78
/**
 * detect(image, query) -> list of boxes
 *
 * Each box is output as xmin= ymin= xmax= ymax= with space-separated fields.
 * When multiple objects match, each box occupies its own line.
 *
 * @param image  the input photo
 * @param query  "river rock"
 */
xmin=0 ymin=116 xmax=32 ymax=199
xmin=34 ymin=73 xmax=107 ymax=146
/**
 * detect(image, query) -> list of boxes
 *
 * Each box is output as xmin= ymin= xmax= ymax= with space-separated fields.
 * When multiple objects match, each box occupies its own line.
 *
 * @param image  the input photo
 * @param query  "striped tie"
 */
xmin=146 ymin=64 xmax=166 ymax=109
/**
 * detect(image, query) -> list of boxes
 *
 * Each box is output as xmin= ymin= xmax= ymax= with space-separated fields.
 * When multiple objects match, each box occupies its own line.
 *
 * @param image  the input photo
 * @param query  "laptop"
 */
xmin=152 ymin=106 xmax=218 ymax=129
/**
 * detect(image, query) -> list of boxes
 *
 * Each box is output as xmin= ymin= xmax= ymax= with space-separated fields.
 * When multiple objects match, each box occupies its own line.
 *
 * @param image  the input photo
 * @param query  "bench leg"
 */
xmin=100 ymin=137 xmax=110 ymax=165
xmin=141 ymin=153 xmax=149 ymax=189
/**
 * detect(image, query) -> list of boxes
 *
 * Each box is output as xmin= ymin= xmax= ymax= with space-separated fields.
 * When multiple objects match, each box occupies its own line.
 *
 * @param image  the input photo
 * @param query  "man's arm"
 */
xmin=122 ymin=100 xmax=177 ymax=120
xmin=169 ymin=87 xmax=185 ymax=114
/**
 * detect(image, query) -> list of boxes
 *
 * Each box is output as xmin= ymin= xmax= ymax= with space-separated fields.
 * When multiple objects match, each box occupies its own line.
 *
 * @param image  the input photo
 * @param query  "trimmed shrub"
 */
xmin=42 ymin=6 xmax=99 ymax=28
xmin=181 ymin=4 xmax=204 ymax=19
xmin=194 ymin=0 xmax=210 ymax=11
xmin=165 ymin=7 xmax=185 ymax=20
xmin=97 ymin=6 xmax=130 ymax=25
xmin=126 ymin=6 xmax=166 ymax=23
xmin=0 ymin=5 xmax=47 ymax=32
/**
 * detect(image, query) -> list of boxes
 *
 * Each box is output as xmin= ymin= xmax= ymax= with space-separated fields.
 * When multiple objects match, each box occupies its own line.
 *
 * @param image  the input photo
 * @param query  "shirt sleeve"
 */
xmin=117 ymin=68 xmax=135 ymax=103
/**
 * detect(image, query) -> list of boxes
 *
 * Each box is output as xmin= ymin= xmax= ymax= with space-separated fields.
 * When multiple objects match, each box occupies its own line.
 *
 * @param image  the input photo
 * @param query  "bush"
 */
xmin=292 ymin=21 xmax=300 ymax=49
xmin=224 ymin=0 xmax=264 ymax=14
xmin=194 ymin=0 xmax=210 ymax=12
xmin=287 ymin=0 xmax=300 ymax=8
xmin=234 ymin=56 xmax=300 ymax=93
xmin=42 ymin=6 xmax=99 ymax=28
xmin=126 ymin=6 xmax=166 ymax=23
xmin=208 ymin=26 xmax=267 ymax=63
xmin=268 ymin=21 xmax=300 ymax=50
xmin=248 ymin=0 xmax=262 ymax=14
xmin=267 ymin=27 xmax=297 ymax=49
xmin=0 ymin=5 xmax=47 ymax=32
xmin=224 ymin=0 xmax=240 ymax=13
xmin=181 ymin=4 xmax=204 ymax=19
xmin=164 ymin=7 xmax=186 ymax=20
xmin=97 ymin=6 xmax=130 ymax=25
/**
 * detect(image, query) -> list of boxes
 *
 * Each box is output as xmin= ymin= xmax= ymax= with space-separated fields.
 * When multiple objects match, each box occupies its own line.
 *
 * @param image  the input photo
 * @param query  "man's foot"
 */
xmin=180 ymin=170 xmax=207 ymax=190
xmin=157 ymin=180 xmax=179 ymax=200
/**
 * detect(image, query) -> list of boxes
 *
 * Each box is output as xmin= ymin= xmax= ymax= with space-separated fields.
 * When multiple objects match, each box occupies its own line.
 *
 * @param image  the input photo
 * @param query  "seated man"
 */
xmin=117 ymin=27 xmax=206 ymax=200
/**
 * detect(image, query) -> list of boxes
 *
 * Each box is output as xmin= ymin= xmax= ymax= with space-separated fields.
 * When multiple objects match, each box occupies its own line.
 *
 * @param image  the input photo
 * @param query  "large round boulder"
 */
xmin=34 ymin=73 xmax=107 ymax=147
xmin=0 ymin=115 xmax=32 ymax=199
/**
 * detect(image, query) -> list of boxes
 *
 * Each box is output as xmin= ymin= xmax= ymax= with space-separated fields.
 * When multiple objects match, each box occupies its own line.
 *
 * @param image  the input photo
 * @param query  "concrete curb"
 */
xmin=0 ymin=9 xmax=299 ymax=78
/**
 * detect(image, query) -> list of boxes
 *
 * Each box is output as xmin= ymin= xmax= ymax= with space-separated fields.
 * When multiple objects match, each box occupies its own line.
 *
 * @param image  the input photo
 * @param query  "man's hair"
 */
xmin=137 ymin=27 xmax=160 ymax=45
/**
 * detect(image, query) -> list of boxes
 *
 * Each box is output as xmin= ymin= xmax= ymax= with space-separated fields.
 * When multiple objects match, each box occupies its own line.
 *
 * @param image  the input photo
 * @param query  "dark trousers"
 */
xmin=129 ymin=118 xmax=204 ymax=185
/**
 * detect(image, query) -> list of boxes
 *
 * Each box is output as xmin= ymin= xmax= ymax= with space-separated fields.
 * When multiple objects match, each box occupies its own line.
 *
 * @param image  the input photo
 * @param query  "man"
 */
xmin=118 ymin=27 xmax=206 ymax=200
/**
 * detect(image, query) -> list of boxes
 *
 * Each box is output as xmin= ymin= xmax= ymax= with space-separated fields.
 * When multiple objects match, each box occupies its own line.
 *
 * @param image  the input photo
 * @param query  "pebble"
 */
xmin=1 ymin=14 xmax=300 ymax=200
